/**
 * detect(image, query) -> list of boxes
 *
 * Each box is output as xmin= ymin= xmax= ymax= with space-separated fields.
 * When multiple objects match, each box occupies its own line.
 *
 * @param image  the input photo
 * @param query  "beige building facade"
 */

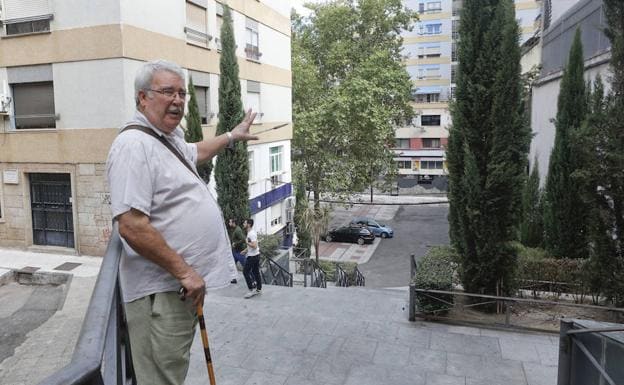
xmin=396 ymin=0 xmax=541 ymax=188
xmin=0 ymin=0 xmax=292 ymax=256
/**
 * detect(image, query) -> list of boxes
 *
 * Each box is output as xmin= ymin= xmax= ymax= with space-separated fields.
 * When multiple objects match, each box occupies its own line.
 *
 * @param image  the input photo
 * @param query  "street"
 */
xmin=321 ymin=202 xmax=450 ymax=288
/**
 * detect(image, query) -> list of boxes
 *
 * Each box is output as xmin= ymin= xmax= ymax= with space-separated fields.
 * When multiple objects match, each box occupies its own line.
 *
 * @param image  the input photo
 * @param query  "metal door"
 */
xmin=30 ymin=173 xmax=74 ymax=248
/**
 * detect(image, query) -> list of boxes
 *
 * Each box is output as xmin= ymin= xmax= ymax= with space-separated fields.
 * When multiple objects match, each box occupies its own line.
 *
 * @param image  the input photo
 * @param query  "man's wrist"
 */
xmin=226 ymin=131 xmax=234 ymax=149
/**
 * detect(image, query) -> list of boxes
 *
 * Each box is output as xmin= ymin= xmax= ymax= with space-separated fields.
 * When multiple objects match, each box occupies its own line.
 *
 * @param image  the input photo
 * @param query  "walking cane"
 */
xmin=179 ymin=288 xmax=217 ymax=385
xmin=197 ymin=302 xmax=217 ymax=385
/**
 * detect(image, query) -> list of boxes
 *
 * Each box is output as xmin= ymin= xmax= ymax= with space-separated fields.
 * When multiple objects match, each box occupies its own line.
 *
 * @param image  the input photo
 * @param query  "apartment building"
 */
xmin=396 ymin=0 xmax=541 ymax=188
xmin=528 ymin=0 xmax=611 ymax=184
xmin=0 ymin=0 xmax=293 ymax=256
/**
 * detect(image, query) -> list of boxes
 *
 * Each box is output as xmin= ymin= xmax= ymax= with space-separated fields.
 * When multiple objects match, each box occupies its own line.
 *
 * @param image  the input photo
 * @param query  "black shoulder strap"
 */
xmin=121 ymin=125 xmax=200 ymax=180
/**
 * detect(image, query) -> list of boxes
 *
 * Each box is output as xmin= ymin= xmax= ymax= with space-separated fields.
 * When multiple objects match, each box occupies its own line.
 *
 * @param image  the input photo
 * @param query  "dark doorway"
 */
xmin=30 ymin=173 xmax=74 ymax=248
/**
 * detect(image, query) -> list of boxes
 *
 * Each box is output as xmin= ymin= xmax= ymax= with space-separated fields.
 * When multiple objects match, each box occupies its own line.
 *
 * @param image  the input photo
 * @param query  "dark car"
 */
xmin=325 ymin=225 xmax=375 ymax=245
xmin=350 ymin=217 xmax=394 ymax=238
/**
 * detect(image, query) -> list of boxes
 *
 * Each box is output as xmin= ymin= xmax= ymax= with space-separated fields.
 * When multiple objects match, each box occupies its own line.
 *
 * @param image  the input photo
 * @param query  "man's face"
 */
xmin=138 ymin=70 xmax=185 ymax=134
xmin=243 ymin=221 xmax=249 ymax=230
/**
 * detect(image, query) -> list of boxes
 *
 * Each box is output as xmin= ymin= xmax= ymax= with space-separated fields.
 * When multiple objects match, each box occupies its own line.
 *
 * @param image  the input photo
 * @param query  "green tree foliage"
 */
xmin=184 ymin=76 xmax=212 ymax=183
xmin=573 ymin=0 xmax=624 ymax=305
xmin=293 ymin=166 xmax=312 ymax=257
xmin=447 ymin=0 xmax=531 ymax=296
xmin=214 ymin=5 xmax=250 ymax=223
xmin=543 ymin=29 xmax=589 ymax=259
xmin=520 ymin=159 xmax=544 ymax=248
xmin=292 ymin=0 xmax=415 ymax=208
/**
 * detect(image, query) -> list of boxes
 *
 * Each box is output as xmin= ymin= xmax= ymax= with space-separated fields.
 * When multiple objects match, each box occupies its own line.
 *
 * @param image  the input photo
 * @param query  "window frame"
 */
xmin=11 ymin=81 xmax=57 ymax=130
xmin=422 ymin=138 xmax=441 ymax=149
xmin=397 ymin=160 xmax=412 ymax=169
xmin=269 ymin=146 xmax=283 ymax=175
xmin=421 ymin=115 xmax=441 ymax=126
xmin=395 ymin=138 xmax=410 ymax=149
xmin=185 ymin=1 xmax=210 ymax=48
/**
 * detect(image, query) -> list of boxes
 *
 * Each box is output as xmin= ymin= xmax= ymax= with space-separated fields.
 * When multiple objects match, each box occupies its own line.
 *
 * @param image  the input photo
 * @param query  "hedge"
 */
xmin=413 ymin=246 xmax=456 ymax=314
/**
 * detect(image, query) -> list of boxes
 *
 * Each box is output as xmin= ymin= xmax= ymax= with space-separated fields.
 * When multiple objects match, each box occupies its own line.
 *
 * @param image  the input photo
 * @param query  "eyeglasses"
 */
xmin=145 ymin=88 xmax=187 ymax=100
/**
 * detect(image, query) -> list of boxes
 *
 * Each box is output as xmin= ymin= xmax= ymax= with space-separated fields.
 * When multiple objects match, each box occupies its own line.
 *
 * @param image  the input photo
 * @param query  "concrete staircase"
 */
xmin=184 ymin=284 xmax=558 ymax=385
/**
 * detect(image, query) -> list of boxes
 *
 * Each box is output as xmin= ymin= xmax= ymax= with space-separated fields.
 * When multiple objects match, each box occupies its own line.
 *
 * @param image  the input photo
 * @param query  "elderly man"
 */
xmin=106 ymin=60 xmax=257 ymax=385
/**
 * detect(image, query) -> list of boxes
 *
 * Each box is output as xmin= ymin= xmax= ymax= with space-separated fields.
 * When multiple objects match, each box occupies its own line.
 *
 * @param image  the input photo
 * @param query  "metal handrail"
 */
xmin=260 ymin=254 xmax=293 ymax=287
xmin=558 ymin=319 xmax=624 ymax=385
xmin=353 ymin=265 xmax=365 ymax=287
xmin=38 ymin=223 xmax=136 ymax=385
xmin=335 ymin=264 xmax=349 ymax=287
xmin=307 ymin=259 xmax=327 ymax=288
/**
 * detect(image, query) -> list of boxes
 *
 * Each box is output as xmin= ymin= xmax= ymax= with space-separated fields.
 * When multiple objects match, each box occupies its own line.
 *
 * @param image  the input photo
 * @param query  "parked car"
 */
xmin=325 ymin=225 xmax=375 ymax=245
xmin=350 ymin=217 xmax=394 ymax=238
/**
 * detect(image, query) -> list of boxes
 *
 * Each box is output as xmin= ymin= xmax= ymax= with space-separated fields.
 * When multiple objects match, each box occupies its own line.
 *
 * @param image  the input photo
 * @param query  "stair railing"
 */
xmin=260 ymin=254 xmax=293 ymax=287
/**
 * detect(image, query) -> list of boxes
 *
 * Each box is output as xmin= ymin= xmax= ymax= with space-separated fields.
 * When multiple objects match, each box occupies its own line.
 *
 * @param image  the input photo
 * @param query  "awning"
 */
xmin=413 ymin=86 xmax=442 ymax=95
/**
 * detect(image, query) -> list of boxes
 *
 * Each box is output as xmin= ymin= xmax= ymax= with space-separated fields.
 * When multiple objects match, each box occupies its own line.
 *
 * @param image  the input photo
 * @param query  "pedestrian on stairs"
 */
xmin=242 ymin=219 xmax=262 ymax=298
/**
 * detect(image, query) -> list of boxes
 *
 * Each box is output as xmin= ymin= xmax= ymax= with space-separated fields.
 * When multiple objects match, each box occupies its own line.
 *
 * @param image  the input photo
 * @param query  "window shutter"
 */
xmin=2 ymin=0 xmax=51 ymax=22
xmin=186 ymin=2 xmax=207 ymax=33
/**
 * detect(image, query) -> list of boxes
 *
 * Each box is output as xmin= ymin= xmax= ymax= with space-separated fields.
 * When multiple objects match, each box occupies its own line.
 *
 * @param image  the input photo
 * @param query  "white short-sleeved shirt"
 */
xmin=106 ymin=111 xmax=233 ymax=302
xmin=246 ymin=229 xmax=260 ymax=256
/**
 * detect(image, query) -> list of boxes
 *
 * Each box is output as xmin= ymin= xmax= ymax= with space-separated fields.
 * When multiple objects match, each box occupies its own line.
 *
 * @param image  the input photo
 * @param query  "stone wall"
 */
xmin=0 ymin=162 xmax=112 ymax=256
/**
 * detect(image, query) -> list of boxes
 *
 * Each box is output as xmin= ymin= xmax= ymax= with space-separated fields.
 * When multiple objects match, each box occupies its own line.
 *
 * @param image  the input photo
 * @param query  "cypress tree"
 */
xmin=184 ymin=76 xmax=212 ymax=183
xmin=214 ymin=5 xmax=250 ymax=223
xmin=447 ymin=0 xmax=530 ymax=295
xmin=543 ymin=29 xmax=588 ymax=259
xmin=293 ymin=168 xmax=311 ymax=257
xmin=575 ymin=0 xmax=624 ymax=305
xmin=520 ymin=158 xmax=543 ymax=248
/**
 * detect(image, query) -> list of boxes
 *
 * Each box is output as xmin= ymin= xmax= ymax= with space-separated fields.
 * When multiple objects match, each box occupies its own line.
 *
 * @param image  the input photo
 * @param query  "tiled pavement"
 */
xmin=184 ymin=284 xmax=559 ymax=385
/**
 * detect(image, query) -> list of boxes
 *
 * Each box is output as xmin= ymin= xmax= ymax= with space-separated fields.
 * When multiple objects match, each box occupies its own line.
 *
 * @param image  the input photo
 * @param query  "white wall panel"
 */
xmin=53 ymin=59 xmax=128 ymax=129
xmin=120 ymin=0 xmax=185 ymax=39
xmin=52 ymin=0 xmax=120 ymax=30
xmin=258 ymin=24 xmax=291 ymax=70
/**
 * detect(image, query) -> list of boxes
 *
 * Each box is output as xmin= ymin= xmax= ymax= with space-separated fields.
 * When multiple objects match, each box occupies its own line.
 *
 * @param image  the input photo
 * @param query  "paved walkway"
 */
xmin=0 ymin=243 xmax=558 ymax=385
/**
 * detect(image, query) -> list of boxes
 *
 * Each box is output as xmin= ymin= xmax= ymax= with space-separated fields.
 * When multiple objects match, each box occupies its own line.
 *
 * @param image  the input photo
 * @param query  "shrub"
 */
xmin=258 ymin=233 xmax=281 ymax=260
xmin=318 ymin=260 xmax=358 ymax=284
xmin=413 ymin=246 xmax=455 ymax=315
xmin=514 ymin=242 xmax=590 ymax=302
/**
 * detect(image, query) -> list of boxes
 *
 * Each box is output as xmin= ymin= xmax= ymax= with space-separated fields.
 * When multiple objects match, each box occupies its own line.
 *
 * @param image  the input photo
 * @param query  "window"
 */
xmin=450 ymin=86 xmax=456 ymax=100
xmin=245 ymin=18 xmax=261 ymax=61
xmin=418 ymin=3 xmax=425 ymax=12
xmin=416 ymin=93 xmax=440 ymax=103
xmin=270 ymin=146 xmax=283 ymax=175
xmin=6 ymin=19 xmax=50 ymax=35
xmin=246 ymin=80 xmax=261 ymax=123
xmin=215 ymin=2 xmax=223 ymax=50
xmin=420 ymin=160 xmax=444 ymax=169
xmin=418 ymin=44 xmax=441 ymax=58
xmin=2 ymin=0 xmax=53 ymax=36
xmin=421 ymin=115 xmax=441 ymax=126
xmin=270 ymin=203 xmax=282 ymax=227
xmin=422 ymin=138 xmax=441 ymax=148
xmin=395 ymin=138 xmax=410 ymax=148
xmin=185 ymin=1 xmax=210 ymax=47
xmin=418 ymin=65 xmax=441 ymax=79
xmin=420 ymin=23 xmax=442 ymax=35
xmin=12 ymin=82 xmax=56 ymax=129
xmin=452 ymin=42 xmax=458 ymax=62
xmin=426 ymin=2 xmax=442 ymax=12
xmin=451 ymin=64 xmax=458 ymax=83
xmin=452 ymin=20 xmax=459 ymax=40
xmin=397 ymin=160 xmax=412 ymax=169
xmin=194 ymin=85 xmax=209 ymax=124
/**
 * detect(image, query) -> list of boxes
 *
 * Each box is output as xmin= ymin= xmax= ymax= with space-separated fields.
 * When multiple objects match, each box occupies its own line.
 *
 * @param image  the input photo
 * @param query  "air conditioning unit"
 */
xmin=0 ymin=94 xmax=11 ymax=114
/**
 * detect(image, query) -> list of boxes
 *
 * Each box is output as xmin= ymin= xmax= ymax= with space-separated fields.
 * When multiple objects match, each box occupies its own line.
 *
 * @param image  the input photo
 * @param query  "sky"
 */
xmin=291 ymin=0 xmax=329 ymax=17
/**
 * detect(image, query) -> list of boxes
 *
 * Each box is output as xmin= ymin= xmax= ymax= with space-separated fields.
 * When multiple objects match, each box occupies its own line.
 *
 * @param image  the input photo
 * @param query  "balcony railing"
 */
xmin=38 ymin=223 xmax=136 ymax=385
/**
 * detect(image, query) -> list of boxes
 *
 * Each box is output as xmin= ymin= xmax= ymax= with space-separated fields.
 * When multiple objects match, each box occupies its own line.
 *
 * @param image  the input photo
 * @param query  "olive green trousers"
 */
xmin=125 ymin=291 xmax=197 ymax=385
